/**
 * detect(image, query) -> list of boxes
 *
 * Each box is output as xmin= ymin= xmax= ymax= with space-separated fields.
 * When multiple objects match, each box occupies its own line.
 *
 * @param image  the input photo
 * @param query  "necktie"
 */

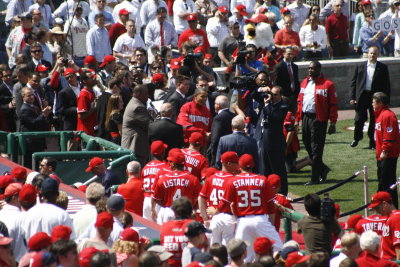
xmin=34 ymin=90 xmax=43 ymax=110
xmin=287 ymin=63 xmax=294 ymax=92
xmin=160 ymin=22 xmax=164 ymax=46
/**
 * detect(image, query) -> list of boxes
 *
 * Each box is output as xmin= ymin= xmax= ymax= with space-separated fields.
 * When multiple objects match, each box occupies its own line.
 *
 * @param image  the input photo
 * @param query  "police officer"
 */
xmin=254 ymin=85 xmax=289 ymax=195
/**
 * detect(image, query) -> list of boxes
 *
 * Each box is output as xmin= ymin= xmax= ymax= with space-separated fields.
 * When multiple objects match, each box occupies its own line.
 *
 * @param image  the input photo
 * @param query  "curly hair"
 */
xmin=112 ymin=240 xmax=139 ymax=255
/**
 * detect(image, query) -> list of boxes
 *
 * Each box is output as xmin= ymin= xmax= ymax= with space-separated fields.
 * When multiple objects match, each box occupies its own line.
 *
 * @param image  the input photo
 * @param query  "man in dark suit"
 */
xmin=274 ymin=47 xmax=300 ymax=101
xmin=207 ymin=95 xmax=235 ymax=167
xmin=149 ymin=103 xmax=184 ymax=152
xmin=216 ymin=115 xmax=259 ymax=172
xmin=26 ymin=42 xmax=52 ymax=72
xmin=57 ymin=69 xmax=80 ymax=131
xmin=350 ymin=46 xmax=391 ymax=148
xmin=163 ymin=75 xmax=190 ymax=120
xmin=0 ymin=67 xmax=16 ymax=132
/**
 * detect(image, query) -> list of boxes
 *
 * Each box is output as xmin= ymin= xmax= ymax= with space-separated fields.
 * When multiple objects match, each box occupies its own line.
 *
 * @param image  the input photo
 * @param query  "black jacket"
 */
xmin=149 ymin=118 xmax=184 ymax=152
xmin=274 ymin=60 xmax=300 ymax=99
xmin=0 ymin=82 xmax=16 ymax=132
xmin=57 ymin=86 xmax=78 ymax=131
xmin=163 ymin=91 xmax=187 ymax=120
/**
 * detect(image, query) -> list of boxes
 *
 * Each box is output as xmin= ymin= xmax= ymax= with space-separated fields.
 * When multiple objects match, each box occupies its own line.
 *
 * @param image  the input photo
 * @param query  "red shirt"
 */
xmin=77 ymin=88 xmax=98 ymax=135
xmin=142 ymin=160 xmax=168 ymax=197
xmin=117 ymin=178 xmax=144 ymax=216
xmin=325 ymin=13 xmax=349 ymax=41
xmin=374 ymin=107 xmax=400 ymax=160
xmin=199 ymin=171 xmax=234 ymax=212
xmin=357 ymin=251 xmax=398 ymax=267
xmin=178 ymin=28 xmax=210 ymax=51
xmin=160 ymin=219 xmax=193 ymax=267
xmin=283 ymin=111 xmax=300 ymax=154
xmin=152 ymin=170 xmax=201 ymax=207
xmin=273 ymin=28 xmax=301 ymax=57
xmin=355 ymin=215 xmax=387 ymax=236
xmin=181 ymin=148 xmax=209 ymax=181
xmin=221 ymin=172 xmax=275 ymax=217
xmin=380 ymin=210 xmax=400 ymax=259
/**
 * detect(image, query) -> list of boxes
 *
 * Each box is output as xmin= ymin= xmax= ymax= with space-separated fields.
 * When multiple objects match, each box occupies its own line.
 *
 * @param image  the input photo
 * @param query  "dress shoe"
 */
xmin=350 ymin=140 xmax=359 ymax=147
xmin=319 ymin=167 xmax=331 ymax=183
xmin=305 ymin=181 xmax=319 ymax=186
xmin=369 ymin=142 xmax=376 ymax=149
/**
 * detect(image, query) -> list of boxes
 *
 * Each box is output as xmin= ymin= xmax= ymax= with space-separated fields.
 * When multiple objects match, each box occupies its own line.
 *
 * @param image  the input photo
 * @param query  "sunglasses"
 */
xmin=152 ymin=66 xmax=162 ymax=69
xmin=312 ymin=8 xmax=320 ymax=11
xmin=31 ymin=50 xmax=42 ymax=53
xmin=335 ymin=4 xmax=342 ymax=6
xmin=233 ymin=26 xmax=240 ymax=29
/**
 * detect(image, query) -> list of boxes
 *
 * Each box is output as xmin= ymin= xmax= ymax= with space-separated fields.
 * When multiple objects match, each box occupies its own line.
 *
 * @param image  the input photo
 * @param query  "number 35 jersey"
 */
xmin=221 ymin=172 xmax=275 ymax=216
xmin=199 ymin=171 xmax=234 ymax=213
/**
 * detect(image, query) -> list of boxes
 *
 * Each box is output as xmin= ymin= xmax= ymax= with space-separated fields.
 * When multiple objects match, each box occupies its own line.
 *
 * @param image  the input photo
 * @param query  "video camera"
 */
xmin=236 ymin=41 xmax=251 ymax=65
xmin=320 ymin=193 xmax=336 ymax=222
xmin=230 ymin=73 xmax=258 ymax=90
xmin=184 ymin=48 xmax=202 ymax=67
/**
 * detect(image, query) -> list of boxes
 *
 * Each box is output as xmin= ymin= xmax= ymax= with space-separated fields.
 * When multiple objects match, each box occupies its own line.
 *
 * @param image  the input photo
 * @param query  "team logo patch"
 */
xmin=387 ymin=126 xmax=393 ymax=133
xmin=376 ymin=122 xmax=381 ymax=131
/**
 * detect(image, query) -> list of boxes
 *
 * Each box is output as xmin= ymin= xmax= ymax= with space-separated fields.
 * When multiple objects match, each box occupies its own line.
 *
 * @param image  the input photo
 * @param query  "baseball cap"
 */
xmin=285 ymin=252 xmax=311 ymax=267
xmin=119 ymin=8 xmax=130 ymax=15
xmin=218 ymin=6 xmax=228 ymax=13
xmin=0 ymin=175 xmax=14 ymax=189
xmin=389 ymin=0 xmax=400 ymax=5
xmin=227 ymin=239 xmax=249 ymax=258
xmin=235 ymin=4 xmax=248 ymax=16
xmin=85 ymin=157 xmax=104 ymax=172
xmin=238 ymin=154 xmax=254 ymax=169
xmin=0 ymin=233 xmax=13 ymax=246
xmin=64 ymin=68 xmax=76 ymax=77
xmin=345 ymin=214 xmax=363 ymax=230
xmin=201 ymin=167 xmax=218 ymax=180
xmin=4 ymin=183 xmax=22 ymax=198
xmin=19 ymin=184 xmax=37 ymax=203
xmin=245 ymin=14 xmax=269 ymax=24
xmin=152 ymin=73 xmax=164 ymax=84
xmin=41 ymin=177 xmax=59 ymax=194
xmin=147 ymin=245 xmax=174 ymax=261
xmin=184 ymin=221 xmax=211 ymax=237
xmin=95 ymin=212 xmax=114 ymax=229
xmin=28 ymin=232 xmax=52 ymax=251
xmin=194 ymin=46 xmax=205 ymax=55
xmin=280 ymin=246 xmax=299 ymax=260
xmin=189 ymin=132 xmax=204 ymax=146
xmin=31 ymin=251 xmax=57 ymax=267
xmin=120 ymin=228 xmax=139 ymax=242
xmin=84 ymin=55 xmax=97 ymax=65
xmin=253 ymin=237 xmax=275 ymax=255
xmin=35 ymin=64 xmax=49 ymax=73
xmin=51 ymin=225 xmax=72 ymax=242
xmin=107 ymin=194 xmax=126 ymax=211
xmin=79 ymin=247 xmax=108 ymax=267
xmin=362 ymin=0 xmax=372 ymax=5
xmin=167 ymin=149 xmax=185 ymax=165
xmin=54 ymin=17 xmax=64 ymax=24
xmin=369 ymin=191 xmax=392 ymax=208
xmin=187 ymin=13 xmax=198 ymax=21
xmin=204 ymin=54 xmax=213 ymax=60
xmin=268 ymin=174 xmax=281 ymax=190
xmin=20 ymin=12 xmax=32 ymax=20
xmin=170 ymin=58 xmax=181 ymax=70
xmin=221 ymin=151 xmax=239 ymax=164
xmin=151 ymin=140 xmax=168 ymax=156
xmin=10 ymin=166 xmax=27 ymax=181
xmin=99 ymin=55 xmax=116 ymax=68
xmin=281 ymin=7 xmax=290 ymax=13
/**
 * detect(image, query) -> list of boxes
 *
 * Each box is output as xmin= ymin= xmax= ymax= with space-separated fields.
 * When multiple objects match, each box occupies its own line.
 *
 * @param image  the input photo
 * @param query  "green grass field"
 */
xmin=288 ymin=119 xmax=380 ymax=214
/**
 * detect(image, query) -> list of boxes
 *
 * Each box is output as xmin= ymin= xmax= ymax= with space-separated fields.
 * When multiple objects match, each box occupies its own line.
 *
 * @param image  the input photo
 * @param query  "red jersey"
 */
xmin=77 ymin=88 xmax=98 ymax=136
xmin=284 ymin=111 xmax=300 ymax=154
xmin=273 ymin=194 xmax=294 ymax=231
xmin=117 ymin=178 xmax=144 ymax=216
xmin=181 ymin=148 xmax=209 ymax=180
xmin=142 ymin=160 xmax=168 ymax=197
xmin=355 ymin=214 xmax=387 ymax=236
xmin=380 ymin=210 xmax=400 ymax=259
xmin=160 ymin=219 xmax=193 ymax=267
xmin=199 ymin=171 xmax=234 ymax=212
xmin=221 ymin=172 xmax=275 ymax=217
xmin=356 ymin=251 xmax=398 ymax=267
xmin=374 ymin=107 xmax=400 ymax=160
xmin=152 ymin=170 xmax=201 ymax=207
xmin=177 ymin=28 xmax=210 ymax=51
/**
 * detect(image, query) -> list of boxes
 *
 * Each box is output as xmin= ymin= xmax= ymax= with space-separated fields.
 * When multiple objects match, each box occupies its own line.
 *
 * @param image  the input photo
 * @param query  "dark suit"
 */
xmin=274 ymin=60 xmax=300 ymax=101
xmin=163 ymin=91 xmax=187 ymax=120
xmin=216 ymin=131 xmax=259 ymax=172
xmin=57 ymin=86 xmax=78 ymax=130
xmin=27 ymin=59 xmax=52 ymax=72
xmin=149 ymin=118 xmax=184 ymax=152
xmin=97 ymin=91 xmax=112 ymax=139
xmin=0 ymin=82 xmax=16 ymax=132
xmin=350 ymin=61 xmax=391 ymax=144
xmin=207 ymin=109 xmax=235 ymax=166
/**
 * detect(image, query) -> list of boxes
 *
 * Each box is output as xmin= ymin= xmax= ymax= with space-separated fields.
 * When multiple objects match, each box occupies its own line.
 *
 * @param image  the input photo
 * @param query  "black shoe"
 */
xmin=305 ymin=181 xmax=319 ymax=186
xmin=319 ymin=167 xmax=331 ymax=183
xmin=350 ymin=140 xmax=359 ymax=147
xmin=369 ymin=142 xmax=376 ymax=149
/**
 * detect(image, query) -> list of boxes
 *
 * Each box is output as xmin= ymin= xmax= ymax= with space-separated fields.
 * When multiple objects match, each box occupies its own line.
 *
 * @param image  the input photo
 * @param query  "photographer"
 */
xmin=234 ymin=44 xmax=263 ymax=76
xmin=179 ymin=41 xmax=214 ymax=83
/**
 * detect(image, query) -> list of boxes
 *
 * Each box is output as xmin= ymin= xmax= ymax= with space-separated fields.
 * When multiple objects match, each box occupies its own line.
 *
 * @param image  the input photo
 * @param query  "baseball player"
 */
xmin=355 ymin=213 xmax=388 ymax=236
xmin=181 ymin=132 xmax=209 ymax=181
xmin=221 ymin=154 xmax=283 ymax=262
xmin=199 ymin=151 xmax=238 ymax=245
xmin=152 ymin=149 xmax=201 ymax=224
xmin=142 ymin=140 xmax=169 ymax=220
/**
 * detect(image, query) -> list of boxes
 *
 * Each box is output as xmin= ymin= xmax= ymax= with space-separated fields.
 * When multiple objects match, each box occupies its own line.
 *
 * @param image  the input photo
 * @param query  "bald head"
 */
xmin=160 ymin=103 xmax=173 ymax=118
xmin=232 ymin=115 xmax=245 ymax=131
xmin=127 ymin=161 xmax=141 ymax=176
xmin=215 ymin=95 xmax=229 ymax=111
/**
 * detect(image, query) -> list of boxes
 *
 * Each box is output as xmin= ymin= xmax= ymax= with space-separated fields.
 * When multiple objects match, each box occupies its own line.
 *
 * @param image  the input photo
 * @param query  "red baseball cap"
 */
xmin=221 ymin=151 xmax=239 ymax=164
xmin=79 ymin=247 xmax=108 ymax=267
xmin=51 ymin=225 xmax=72 ymax=242
xmin=151 ymin=140 xmax=168 ymax=156
xmin=253 ymin=237 xmax=275 ymax=255
xmin=235 ymin=4 xmax=248 ymax=16
xmin=120 ymin=228 xmax=139 ymax=242
xmin=119 ymin=8 xmax=130 ymax=15
xmin=19 ymin=184 xmax=37 ymax=203
xmin=194 ymin=46 xmax=205 ymax=55
xmin=345 ymin=214 xmax=363 ymax=230
xmin=281 ymin=7 xmax=290 ymax=13
xmin=35 ymin=64 xmax=49 ymax=72
xmin=204 ymin=54 xmax=213 ymax=60
xmin=238 ymin=154 xmax=254 ymax=169
xmin=369 ymin=191 xmax=392 ymax=208
xmin=84 ymin=55 xmax=97 ymax=65
xmin=95 ymin=212 xmax=114 ymax=229
xmin=201 ymin=167 xmax=219 ymax=180
xmin=258 ymin=7 xmax=268 ymax=13
xmin=189 ymin=132 xmax=204 ymax=146
xmin=152 ymin=73 xmax=164 ymax=84
xmin=4 ymin=183 xmax=22 ymax=198
xmin=78 ymin=185 xmax=88 ymax=193
xmin=31 ymin=251 xmax=57 ymax=267
xmin=362 ymin=0 xmax=372 ymax=5
xmin=64 ymin=68 xmax=76 ymax=77
xmin=285 ymin=252 xmax=311 ymax=267
xmin=10 ymin=166 xmax=27 ymax=181
xmin=167 ymin=149 xmax=185 ymax=165
xmin=86 ymin=157 xmax=104 ymax=172
xmin=170 ymin=58 xmax=181 ymax=70
xmin=218 ymin=6 xmax=228 ymax=13
xmin=99 ymin=55 xmax=116 ymax=67
xmin=187 ymin=13 xmax=198 ymax=21
xmin=28 ymin=232 xmax=52 ymax=251
xmin=245 ymin=14 xmax=269 ymax=24
xmin=0 ymin=175 xmax=14 ymax=189
xmin=268 ymin=174 xmax=281 ymax=190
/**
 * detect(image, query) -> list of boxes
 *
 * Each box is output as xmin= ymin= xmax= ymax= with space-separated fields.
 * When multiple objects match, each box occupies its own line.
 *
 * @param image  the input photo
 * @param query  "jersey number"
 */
xmin=237 ymin=190 xmax=261 ymax=208
xmin=210 ymin=189 xmax=224 ymax=205
xmin=173 ymin=189 xmax=182 ymax=200
xmin=143 ymin=178 xmax=155 ymax=192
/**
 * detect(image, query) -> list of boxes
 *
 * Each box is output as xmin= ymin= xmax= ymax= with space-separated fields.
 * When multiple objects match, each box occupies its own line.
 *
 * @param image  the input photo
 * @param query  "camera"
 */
xmin=320 ymin=193 xmax=336 ymax=222
xmin=236 ymin=41 xmax=251 ymax=65
xmin=230 ymin=73 xmax=258 ymax=90
xmin=62 ymin=58 xmax=69 ymax=66
xmin=261 ymin=91 xmax=272 ymax=98
xmin=184 ymin=48 xmax=202 ymax=67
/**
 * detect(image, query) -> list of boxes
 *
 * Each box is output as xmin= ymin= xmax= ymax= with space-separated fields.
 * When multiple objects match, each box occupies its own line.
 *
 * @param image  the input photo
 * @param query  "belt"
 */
xmin=238 ymin=214 xmax=265 ymax=218
xmin=303 ymin=112 xmax=316 ymax=118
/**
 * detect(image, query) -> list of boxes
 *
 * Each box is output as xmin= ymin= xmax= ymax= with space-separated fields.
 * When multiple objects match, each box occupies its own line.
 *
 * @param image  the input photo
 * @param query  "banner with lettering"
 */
xmin=371 ymin=18 xmax=400 ymax=32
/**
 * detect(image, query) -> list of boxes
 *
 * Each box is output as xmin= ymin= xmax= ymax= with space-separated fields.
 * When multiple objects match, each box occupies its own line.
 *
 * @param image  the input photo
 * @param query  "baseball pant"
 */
xmin=235 ymin=214 xmax=283 ymax=263
xmin=143 ymin=197 xmax=161 ymax=221
xmin=377 ymin=157 xmax=398 ymax=209
xmin=210 ymin=213 xmax=236 ymax=245
xmin=157 ymin=207 xmax=175 ymax=225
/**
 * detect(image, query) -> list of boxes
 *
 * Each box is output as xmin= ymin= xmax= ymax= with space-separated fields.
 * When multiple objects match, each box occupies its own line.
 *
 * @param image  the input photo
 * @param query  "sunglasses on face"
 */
xmin=31 ymin=50 xmax=42 ymax=53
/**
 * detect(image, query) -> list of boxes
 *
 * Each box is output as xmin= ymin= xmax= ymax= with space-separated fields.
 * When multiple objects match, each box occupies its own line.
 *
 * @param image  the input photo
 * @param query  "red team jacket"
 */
xmin=296 ymin=75 xmax=338 ymax=123
xmin=374 ymin=107 xmax=400 ymax=160
xmin=200 ymin=171 xmax=235 ymax=212
xmin=181 ymin=148 xmax=209 ymax=181
xmin=380 ymin=210 xmax=400 ymax=259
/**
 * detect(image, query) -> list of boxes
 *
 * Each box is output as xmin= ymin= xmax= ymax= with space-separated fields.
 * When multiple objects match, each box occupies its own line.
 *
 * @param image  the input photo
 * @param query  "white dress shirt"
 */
xmin=112 ymin=0 xmax=142 ymax=28
xmin=365 ymin=62 xmax=376 ymax=91
xmin=29 ymin=3 xmax=53 ymax=29
xmin=299 ymin=24 xmax=327 ymax=51
xmin=53 ymin=0 xmax=90 ymax=21
xmin=206 ymin=17 xmax=230 ymax=48
xmin=140 ymin=0 xmax=168 ymax=27
xmin=86 ymin=25 xmax=112 ymax=62
xmin=5 ymin=0 xmax=33 ymax=26
xmin=144 ymin=18 xmax=178 ymax=48
xmin=287 ymin=3 xmax=310 ymax=27
xmin=173 ymin=0 xmax=197 ymax=34
xmin=303 ymin=79 xmax=316 ymax=113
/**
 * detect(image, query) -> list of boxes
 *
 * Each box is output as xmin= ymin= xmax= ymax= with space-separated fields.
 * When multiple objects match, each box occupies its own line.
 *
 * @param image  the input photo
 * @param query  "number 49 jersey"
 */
xmin=199 ymin=171 xmax=234 ymax=212
xmin=152 ymin=170 xmax=201 ymax=207
xmin=221 ymin=172 xmax=275 ymax=216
